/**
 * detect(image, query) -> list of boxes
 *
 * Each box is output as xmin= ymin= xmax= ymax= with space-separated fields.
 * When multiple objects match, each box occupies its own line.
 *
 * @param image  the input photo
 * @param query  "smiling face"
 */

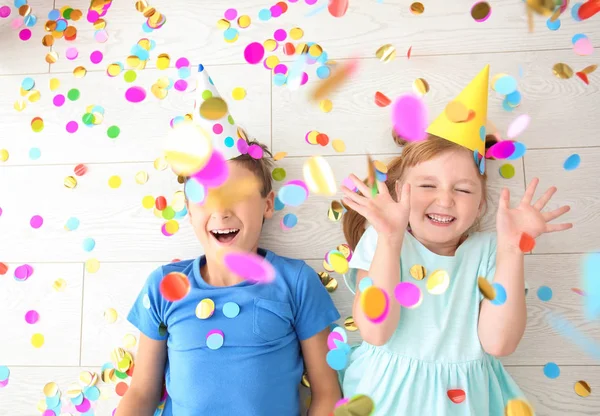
xmin=403 ymin=149 xmax=485 ymax=250
xmin=187 ymin=161 xmax=275 ymax=259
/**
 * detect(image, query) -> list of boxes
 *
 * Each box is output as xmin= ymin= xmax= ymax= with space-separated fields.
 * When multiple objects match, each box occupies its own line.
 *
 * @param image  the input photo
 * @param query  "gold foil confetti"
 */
xmin=334 ymin=394 xmax=375 ymax=416
xmin=154 ymin=155 xmax=168 ymax=171
xmin=196 ymin=298 xmax=215 ymax=319
xmin=409 ymin=264 xmax=426 ymax=280
xmin=199 ymin=97 xmax=228 ymax=120
xmin=135 ymin=171 xmax=149 ymax=184
xmin=525 ymin=0 xmax=555 ymax=16
xmin=478 ymin=277 xmax=496 ymax=300
xmin=552 ymin=63 xmax=574 ymax=79
xmin=413 ymin=78 xmax=430 ymax=95
xmin=64 ymin=176 xmax=77 ymax=189
xmin=123 ymin=334 xmax=137 ymax=349
xmin=85 ymin=258 xmax=100 ymax=273
xmin=237 ymin=15 xmax=251 ymax=28
xmin=66 ymin=383 xmax=82 ymax=399
xmin=309 ymin=44 xmax=323 ymax=58
xmin=581 ymin=64 xmax=598 ymax=75
xmin=45 ymin=51 xmax=59 ymax=64
xmin=426 ymin=270 xmax=450 ymax=295
xmin=43 ymin=382 xmax=59 ymax=397
xmin=42 ymin=34 xmax=54 ymax=46
xmin=505 ymin=399 xmax=534 ymax=416
xmin=376 ymin=44 xmax=396 ymax=62
xmin=574 ymin=380 xmax=591 ymax=397
xmin=301 ymin=371 xmax=311 ymax=388
xmin=328 ymin=201 xmax=345 ymax=221
xmin=217 ymin=18 xmax=230 ymax=30
xmin=471 ymin=2 xmax=492 ymax=21
xmin=52 ymin=278 xmax=67 ymax=291
xmin=156 ymin=53 xmax=170 ymax=69
xmin=290 ymin=27 xmax=304 ymax=40
xmin=373 ymin=160 xmax=388 ymax=174
xmin=319 ymin=271 xmax=338 ymax=293
xmin=320 ymin=99 xmax=333 ymax=113
xmin=104 ymin=308 xmax=118 ymax=324
xmin=410 ymin=2 xmax=424 ymax=15
xmin=14 ymin=100 xmax=27 ymax=111
xmin=0 ymin=149 xmax=9 ymax=162
xmin=344 ymin=316 xmax=358 ymax=331
xmin=135 ymin=0 xmax=149 ymax=12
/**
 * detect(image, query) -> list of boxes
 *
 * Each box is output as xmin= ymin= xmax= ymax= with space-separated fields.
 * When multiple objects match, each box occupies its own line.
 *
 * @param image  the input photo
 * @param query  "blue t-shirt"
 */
xmin=127 ymin=248 xmax=341 ymax=416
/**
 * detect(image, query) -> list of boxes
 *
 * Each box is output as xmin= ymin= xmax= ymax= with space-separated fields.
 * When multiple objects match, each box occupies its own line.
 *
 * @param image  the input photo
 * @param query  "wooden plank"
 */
xmin=0 ymin=263 xmax=83 ymax=366
xmin=524 ymin=148 xmax=600 ymax=255
xmin=1 ymin=366 xmax=122 ymax=416
xmin=0 ymin=0 xmax=51 ymax=75
xmin=0 ymin=64 xmax=271 ymax=165
xmin=0 ymin=154 xmax=524 ymax=262
xmin=42 ymin=0 xmax=600 ymax=76
xmin=273 ymin=49 xmax=600 ymax=157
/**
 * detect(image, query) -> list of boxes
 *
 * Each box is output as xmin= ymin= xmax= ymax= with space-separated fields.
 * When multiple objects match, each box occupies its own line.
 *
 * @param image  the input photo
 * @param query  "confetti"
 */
xmin=499 ymin=163 xmax=515 ymax=179
xmin=447 ymin=389 xmax=466 ymax=404
xmin=125 ymin=86 xmax=146 ymax=103
xmin=505 ymin=399 xmax=534 ymax=416
xmin=281 ymin=213 xmax=298 ymax=230
xmin=328 ymin=0 xmax=349 ymax=17
xmin=507 ymin=114 xmax=530 ymax=139
xmin=519 ymin=232 xmax=536 ymax=252
xmin=244 ymin=42 xmax=265 ymax=64
xmin=223 ymin=302 xmax=240 ymax=318
xmin=108 ymin=175 xmax=122 ymax=189
xmin=165 ymin=123 xmax=214 ymax=177
xmin=537 ymin=286 xmax=553 ymax=301
xmin=25 ymin=310 xmax=40 ymax=324
xmin=491 ymin=283 xmax=507 ymax=305
xmin=426 ymin=270 xmax=450 ymax=295
xmin=160 ymin=272 xmax=191 ymax=301
xmin=543 ymin=362 xmax=560 ymax=379
xmin=31 ymin=333 xmax=45 ymax=348
xmin=410 ymin=2 xmax=424 ymax=14
xmin=553 ymin=63 xmax=574 ymax=79
xmin=360 ymin=286 xmax=389 ymax=323
xmin=394 ymin=282 xmax=423 ymax=308
xmin=564 ymin=154 xmax=581 ymax=170
xmin=320 ymin=99 xmax=333 ymax=112
xmin=376 ymin=44 xmax=396 ymax=62
xmin=222 ymin=251 xmax=275 ymax=283
xmin=392 ymin=93 xmax=428 ymax=141
xmin=30 ymin=215 xmax=43 ymax=229
xmin=471 ymin=2 xmax=491 ymax=22
xmin=206 ymin=330 xmax=224 ymax=350
xmin=574 ymin=380 xmax=591 ymax=397
xmin=303 ymin=156 xmax=337 ymax=196
xmin=104 ymin=308 xmax=118 ymax=324
xmin=374 ymin=91 xmax=391 ymax=107
xmin=334 ymin=394 xmax=375 ymax=415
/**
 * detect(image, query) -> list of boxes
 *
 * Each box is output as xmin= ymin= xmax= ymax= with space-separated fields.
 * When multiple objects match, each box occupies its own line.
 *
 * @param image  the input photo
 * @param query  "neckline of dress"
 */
xmin=404 ymin=230 xmax=473 ymax=259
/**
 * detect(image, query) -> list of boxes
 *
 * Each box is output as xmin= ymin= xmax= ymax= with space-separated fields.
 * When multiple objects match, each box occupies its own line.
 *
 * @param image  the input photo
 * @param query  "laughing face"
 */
xmin=403 ymin=149 xmax=485 ymax=251
xmin=187 ymin=161 xmax=275 ymax=258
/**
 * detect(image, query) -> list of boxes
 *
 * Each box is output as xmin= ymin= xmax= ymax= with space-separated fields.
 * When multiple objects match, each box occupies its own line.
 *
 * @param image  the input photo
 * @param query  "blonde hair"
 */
xmin=342 ymin=131 xmax=489 ymax=250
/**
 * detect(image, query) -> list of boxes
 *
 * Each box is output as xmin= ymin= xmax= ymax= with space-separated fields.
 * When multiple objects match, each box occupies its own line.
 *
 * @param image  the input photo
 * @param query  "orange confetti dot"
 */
xmin=0 ymin=262 xmax=7 ymax=275
xmin=519 ymin=232 xmax=536 ymax=252
xmin=374 ymin=91 xmax=391 ymax=107
xmin=159 ymin=272 xmax=191 ymax=302
xmin=115 ymin=381 xmax=128 ymax=396
xmin=447 ymin=389 xmax=466 ymax=404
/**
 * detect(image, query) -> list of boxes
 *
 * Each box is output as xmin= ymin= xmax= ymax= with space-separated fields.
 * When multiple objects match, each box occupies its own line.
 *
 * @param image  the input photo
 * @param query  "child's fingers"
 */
xmin=533 ymin=186 xmax=557 ymax=211
xmin=342 ymin=197 xmax=369 ymax=218
xmin=499 ymin=188 xmax=511 ymax=210
xmin=376 ymin=180 xmax=390 ymax=196
xmin=349 ymin=174 xmax=374 ymax=198
xmin=542 ymin=205 xmax=570 ymax=222
xmin=521 ymin=177 xmax=539 ymax=205
xmin=545 ymin=222 xmax=573 ymax=233
xmin=341 ymin=186 xmax=368 ymax=206
xmin=397 ymin=183 xmax=411 ymax=206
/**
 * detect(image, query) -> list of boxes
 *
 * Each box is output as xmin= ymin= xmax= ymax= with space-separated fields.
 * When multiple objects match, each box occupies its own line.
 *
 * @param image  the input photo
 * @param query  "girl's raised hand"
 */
xmin=496 ymin=177 xmax=573 ymax=250
xmin=342 ymin=174 xmax=411 ymax=243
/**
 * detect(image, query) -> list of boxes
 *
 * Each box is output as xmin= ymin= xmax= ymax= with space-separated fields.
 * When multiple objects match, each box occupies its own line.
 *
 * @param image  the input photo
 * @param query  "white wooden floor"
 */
xmin=1 ymin=1 xmax=599 ymax=415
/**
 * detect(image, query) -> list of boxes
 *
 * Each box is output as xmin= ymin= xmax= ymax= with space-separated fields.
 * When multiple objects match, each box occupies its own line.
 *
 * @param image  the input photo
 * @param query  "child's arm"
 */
xmin=301 ymin=328 xmax=341 ymax=416
xmin=478 ymin=179 xmax=572 ymax=356
xmin=342 ymin=175 xmax=411 ymax=346
xmin=115 ymin=334 xmax=167 ymax=416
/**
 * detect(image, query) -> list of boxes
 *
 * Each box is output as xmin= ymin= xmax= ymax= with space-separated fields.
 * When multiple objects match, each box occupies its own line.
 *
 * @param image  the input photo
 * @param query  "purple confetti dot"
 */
xmin=87 ymin=10 xmax=99 ymax=23
xmin=19 ymin=28 xmax=31 ymax=41
xmin=0 ymin=206 xmax=2 ymax=216
xmin=175 ymin=57 xmax=189 ymax=69
xmin=0 ymin=378 xmax=9 ymax=388
xmin=90 ymin=50 xmax=103 ymax=64
xmin=53 ymin=94 xmax=65 ymax=107
xmin=25 ymin=310 xmax=40 ymax=324
xmin=270 ymin=5 xmax=283 ymax=17
xmin=173 ymin=79 xmax=188 ymax=91
xmin=65 ymin=47 xmax=79 ymax=60
xmin=237 ymin=138 xmax=249 ymax=154
xmin=66 ymin=121 xmax=79 ymax=133
xmin=14 ymin=264 xmax=33 ymax=281
xmin=306 ymin=0 xmax=318 ymax=4
xmin=42 ymin=410 xmax=55 ymax=416
xmin=75 ymin=398 xmax=91 ymax=413
xmin=273 ymin=64 xmax=288 ymax=75
xmin=224 ymin=8 xmax=237 ymax=20
xmin=30 ymin=215 xmax=43 ymax=229
xmin=161 ymin=223 xmax=171 ymax=237
xmin=0 ymin=5 xmax=11 ymax=18
xmin=274 ymin=29 xmax=287 ymax=41
xmin=125 ymin=86 xmax=146 ymax=103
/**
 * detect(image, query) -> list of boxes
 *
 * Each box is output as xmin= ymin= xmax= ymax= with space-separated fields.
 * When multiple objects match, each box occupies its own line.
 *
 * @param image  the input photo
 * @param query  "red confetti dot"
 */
xmin=407 ymin=46 xmax=412 ymax=59
xmin=576 ymin=72 xmax=589 ymax=85
xmin=159 ymin=272 xmax=191 ymax=302
xmin=328 ymin=0 xmax=349 ymax=17
xmin=283 ymin=43 xmax=295 ymax=55
xmin=277 ymin=1 xmax=288 ymax=13
xmin=374 ymin=91 xmax=391 ymax=107
xmin=447 ymin=389 xmax=466 ymax=404
xmin=519 ymin=232 xmax=536 ymax=253
xmin=19 ymin=28 xmax=32 ymax=41
xmin=316 ymin=133 xmax=329 ymax=146
xmin=74 ymin=164 xmax=88 ymax=176
xmin=0 ymin=262 xmax=8 ymax=275
xmin=115 ymin=382 xmax=128 ymax=397
xmin=126 ymin=363 xmax=135 ymax=377
xmin=155 ymin=196 xmax=167 ymax=211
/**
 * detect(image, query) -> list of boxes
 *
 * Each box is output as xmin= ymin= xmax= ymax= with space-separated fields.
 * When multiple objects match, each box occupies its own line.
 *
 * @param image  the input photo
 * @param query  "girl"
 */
xmin=338 ymin=131 xmax=572 ymax=415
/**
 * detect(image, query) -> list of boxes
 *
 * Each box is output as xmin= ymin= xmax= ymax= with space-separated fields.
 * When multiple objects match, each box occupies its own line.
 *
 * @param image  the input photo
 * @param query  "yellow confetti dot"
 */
xmin=64 ymin=175 xmax=77 ymax=189
xmin=165 ymin=219 xmax=179 ymax=234
xmin=319 ymin=99 xmax=333 ymax=113
xmin=123 ymin=334 xmax=137 ymax=349
xmin=135 ymin=171 xmax=148 ymax=184
xmin=14 ymin=100 xmax=27 ymax=111
xmin=43 ymin=381 xmax=59 ymax=397
xmin=49 ymin=78 xmax=60 ymax=91
xmin=154 ymin=155 xmax=168 ymax=171
xmin=505 ymin=399 xmax=534 ymax=416
xmin=426 ymin=269 xmax=450 ymax=295
xmin=290 ymin=27 xmax=304 ymax=40
xmin=499 ymin=163 xmax=515 ymax=179
xmin=303 ymin=156 xmax=337 ymax=196
xmin=329 ymin=252 xmax=349 ymax=274
xmin=273 ymin=151 xmax=287 ymax=161
xmin=0 ymin=149 xmax=9 ymax=162
xmin=107 ymin=63 xmax=122 ymax=77
xmin=574 ymin=380 xmax=591 ymax=397
xmin=332 ymin=139 xmax=346 ymax=153
xmin=28 ymin=90 xmax=41 ymax=103
xmin=85 ymin=258 xmax=100 ymax=274
xmin=216 ymin=18 xmax=230 ymax=30
xmin=73 ymin=66 xmax=87 ymax=78
xmin=231 ymin=87 xmax=246 ymax=100
xmin=126 ymin=55 xmax=141 ymax=68
xmin=53 ymin=278 xmax=67 ymax=292
xmin=237 ymin=15 xmax=251 ymax=28
xmin=31 ymin=333 xmax=45 ymax=348
xmin=104 ymin=308 xmax=118 ymax=324
xmin=31 ymin=118 xmax=44 ymax=132
xmin=156 ymin=53 xmax=170 ymax=70
xmin=196 ymin=298 xmax=215 ymax=319
xmin=108 ymin=175 xmax=122 ymax=189
xmin=36 ymin=398 xmax=47 ymax=412
xmin=264 ymin=55 xmax=280 ymax=69
xmin=263 ymin=39 xmax=277 ymax=52
xmin=142 ymin=195 xmax=155 ymax=209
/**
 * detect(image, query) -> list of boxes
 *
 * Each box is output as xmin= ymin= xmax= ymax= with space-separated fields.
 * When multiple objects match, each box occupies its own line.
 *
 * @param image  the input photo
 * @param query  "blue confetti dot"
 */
xmin=491 ymin=283 xmax=507 ymax=305
xmin=223 ymin=302 xmax=240 ymax=318
xmin=198 ymin=64 xmax=204 ymax=72
xmin=206 ymin=332 xmax=224 ymax=350
xmin=29 ymin=147 xmax=41 ymax=160
xmin=502 ymin=97 xmax=516 ymax=112
xmin=358 ymin=277 xmax=373 ymax=292
xmin=537 ymin=286 xmax=553 ymax=302
xmin=55 ymin=19 xmax=67 ymax=31
xmin=224 ymin=137 xmax=234 ymax=148
xmin=543 ymin=362 xmax=560 ymax=379
xmin=46 ymin=393 xmax=60 ymax=408
xmin=273 ymin=73 xmax=287 ymax=86
xmin=326 ymin=349 xmax=348 ymax=371
xmin=0 ymin=365 xmax=9 ymax=381
xmin=546 ymin=17 xmax=561 ymax=31
xmin=149 ymin=39 xmax=157 ymax=50
xmin=258 ymin=8 xmax=271 ymax=21
xmin=572 ymin=33 xmax=587 ymax=44
xmin=274 ymin=196 xmax=285 ymax=211
xmin=563 ymin=154 xmax=580 ymax=171
xmin=375 ymin=170 xmax=387 ymax=182
xmin=495 ymin=76 xmax=518 ymax=95
xmin=479 ymin=125 xmax=486 ymax=141
xmin=48 ymin=9 xmax=60 ymax=20
xmin=506 ymin=90 xmax=522 ymax=106
xmin=224 ymin=27 xmax=238 ymax=41
xmin=583 ymin=253 xmax=600 ymax=320
xmin=71 ymin=392 xmax=84 ymax=405
xmin=317 ymin=51 xmax=329 ymax=64
xmin=316 ymin=65 xmax=331 ymax=79
xmin=65 ymin=217 xmax=80 ymax=231
xmin=278 ymin=184 xmax=307 ymax=206
xmin=479 ymin=157 xmax=485 ymax=175
xmin=21 ymin=77 xmax=35 ymax=91
xmin=142 ymin=22 xmax=153 ymax=33
xmin=506 ymin=142 xmax=527 ymax=160
xmin=185 ymin=179 xmax=206 ymax=204
xmin=83 ymin=385 xmax=101 ymax=401
xmin=82 ymin=238 xmax=96 ymax=252
xmin=571 ymin=3 xmax=582 ymax=22
xmin=24 ymin=14 xmax=37 ymax=27
xmin=282 ymin=213 xmax=298 ymax=228
xmin=178 ymin=66 xmax=191 ymax=79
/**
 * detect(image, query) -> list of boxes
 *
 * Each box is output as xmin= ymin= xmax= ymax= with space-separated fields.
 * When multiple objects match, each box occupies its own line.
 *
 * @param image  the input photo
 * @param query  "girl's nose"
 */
xmin=436 ymin=190 xmax=455 ymax=207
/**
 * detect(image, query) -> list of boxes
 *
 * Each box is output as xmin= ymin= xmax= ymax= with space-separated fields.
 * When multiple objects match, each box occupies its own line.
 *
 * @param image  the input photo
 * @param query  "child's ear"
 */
xmin=263 ymin=190 xmax=275 ymax=220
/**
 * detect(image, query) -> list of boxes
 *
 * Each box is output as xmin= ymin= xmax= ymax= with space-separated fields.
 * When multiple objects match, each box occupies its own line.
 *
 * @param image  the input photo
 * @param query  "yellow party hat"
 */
xmin=426 ymin=65 xmax=490 ymax=160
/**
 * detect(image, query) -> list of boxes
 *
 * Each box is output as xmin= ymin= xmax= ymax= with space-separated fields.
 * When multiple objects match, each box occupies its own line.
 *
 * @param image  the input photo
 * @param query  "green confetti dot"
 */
xmin=67 ymin=88 xmax=80 ymax=101
xmin=227 ymin=115 xmax=235 ymax=125
xmin=82 ymin=113 xmax=95 ymax=125
xmin=63 ymin=8 xmax=73 ymax=19
xmin=123 ymin=70 xmax=137 ymax=83
xmin=201 ymin=90 xmax=213 ymax=100
xmin=272 ymin=167 xmax=286 ymax=181
xmin=107 ymin=125 xmax=120 ymax=139
xmin=162 ymin=206 xmax=176 ymax=220
xmin=499 ymin=163 xmax=515 ymax=179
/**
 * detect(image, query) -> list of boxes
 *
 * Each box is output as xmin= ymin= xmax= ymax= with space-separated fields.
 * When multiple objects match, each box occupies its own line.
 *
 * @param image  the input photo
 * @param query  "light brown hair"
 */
xmin=342 ymin=131 xmax=489 ymax=250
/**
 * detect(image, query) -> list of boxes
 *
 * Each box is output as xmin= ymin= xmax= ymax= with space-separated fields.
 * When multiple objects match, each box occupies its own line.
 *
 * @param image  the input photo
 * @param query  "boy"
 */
xmin=116 ymin=65 xmax=341 ymax=416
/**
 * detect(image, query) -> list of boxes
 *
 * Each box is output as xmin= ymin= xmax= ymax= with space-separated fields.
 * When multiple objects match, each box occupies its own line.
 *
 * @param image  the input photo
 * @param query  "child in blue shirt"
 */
xmin=116 ymin=64 xmax=341 ymax=416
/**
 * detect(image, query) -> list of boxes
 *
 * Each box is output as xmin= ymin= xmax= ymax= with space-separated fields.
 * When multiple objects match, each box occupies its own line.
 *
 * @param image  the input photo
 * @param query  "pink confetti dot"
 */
xmin=19 ymin=28 xmax=31 ymax=41
xmin=53 ymin=94 xmax=65 ymax=107
xmin=30 ymin=215 xmax=43 ymax=229
xmin=66 ymin=121 xmax=79 ymax=133
xmin=213 ymin=124 xmax=223 ymax=134
xmin=175 ymin=57 xmax=189 ymax=69
xmin=300 ymin=72 xmax=309 ymax=85
xmin=274 ymin=29 xmax=287 ymax=41
xmin=42 ymin=410 xmax=56 ymax=416
xmin=90 ymin=50 xmax=103 ymax=64
xmin=248 ymin=144 xmax=264 ymax=159
xmin=161 ymin=223 xmax=172 ymax=237
xmin=273 ymin=64 xmax=288 ymax=75
xmin=65 ymin=47 xmax=79 ymax=60
xmin=11 ymin=17 xmax=23 ymax=29
xmin=486 ymin=141 xmax=516 ymax=159
xmin=0 ymin=5 xmax=11 ymax=18
xmin=0 ymin=207 xmax=2 ymax=216
xmin=87 ymin=10 xmax=100 ymax=23
xmin=392 ymin=93 xmax=428 ymax=142
xmin=0 ymin=378 xmax=9 ymax=388
xmin=25 ymin=310 xmax=40 ymax=324
xmin=270 ymin=4 xmax=283 ymax=17
xmin=75 ymin=398 xmax=91 ymax=413
xmin=94 ymin=29 xmax=109 ymax=43
xmin=224 ymin=8 xmax=238 ymax=20
xmin=306 ymin=0 xmax=318 ymax=4
xmin=14 ymin=264 xmax=33 ymax=281
xmin=244 ymin=42 xmax=265 ymax=64
xmin=125 ymin=86 xmax=146 ymax=103
xmin=174 ymin=79 xmax=188 ymax=91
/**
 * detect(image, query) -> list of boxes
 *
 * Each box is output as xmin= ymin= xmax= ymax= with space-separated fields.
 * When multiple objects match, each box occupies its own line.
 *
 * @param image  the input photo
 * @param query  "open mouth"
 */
xmin=209 ymin=228 xmax=240 ymax=244
xmin=426 ymin=214 xmax=456 ymax=225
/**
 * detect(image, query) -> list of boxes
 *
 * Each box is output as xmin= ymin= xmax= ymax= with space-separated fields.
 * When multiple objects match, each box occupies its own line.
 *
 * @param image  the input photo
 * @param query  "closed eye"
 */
xmin=420 ymin=184 xmax=435 ymax=188
xmin=456 ymin=189 xmax=471 ymax=194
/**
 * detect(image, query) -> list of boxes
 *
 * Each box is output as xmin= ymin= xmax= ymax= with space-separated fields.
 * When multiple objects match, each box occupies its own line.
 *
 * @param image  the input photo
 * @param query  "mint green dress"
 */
xmin=341 ymin=226 xmax=531 ymax=415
